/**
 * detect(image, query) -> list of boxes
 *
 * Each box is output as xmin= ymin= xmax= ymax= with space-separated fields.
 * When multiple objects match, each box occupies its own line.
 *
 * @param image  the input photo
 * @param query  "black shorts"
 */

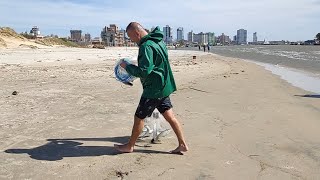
xmin=135 ymin=96 xmax=173 ymax=119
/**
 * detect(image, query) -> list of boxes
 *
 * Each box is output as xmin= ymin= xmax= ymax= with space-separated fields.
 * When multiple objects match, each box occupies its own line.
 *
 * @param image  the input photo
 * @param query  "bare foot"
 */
xmin=114 ymin=143 xmax=134 ymax=153
xmin=170 ymin=144 xmax=189 ymax=155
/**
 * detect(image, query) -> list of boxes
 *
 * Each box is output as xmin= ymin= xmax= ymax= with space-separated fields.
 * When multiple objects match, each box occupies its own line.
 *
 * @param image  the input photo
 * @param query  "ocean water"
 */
xmin=210 ymin=45 xmax=320 ymax=75
xmin=181 ymin=45 xmax=320 ymax=94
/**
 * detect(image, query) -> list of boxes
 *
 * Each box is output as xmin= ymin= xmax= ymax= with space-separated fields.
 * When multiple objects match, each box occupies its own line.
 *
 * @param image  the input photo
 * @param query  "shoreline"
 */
xmin=181 ymin=46 xmax=320 ymax=77
xmin=244 ymin=59 xmax=320 ymax=94
xmin=176 ymin=47 xmax=320 ymax=94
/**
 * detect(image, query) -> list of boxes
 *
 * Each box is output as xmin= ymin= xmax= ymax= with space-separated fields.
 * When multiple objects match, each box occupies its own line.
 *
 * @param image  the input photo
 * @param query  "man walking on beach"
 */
xmin=114 ymin=22 xmax=188 ymax=154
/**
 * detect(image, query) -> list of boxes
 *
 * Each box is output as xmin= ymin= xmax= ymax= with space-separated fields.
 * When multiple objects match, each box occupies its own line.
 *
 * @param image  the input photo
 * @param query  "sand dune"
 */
xmin=0 ymin=27 xmax=46 ymax=49
xmin=0 ymin=27 xmax=78 ymax=49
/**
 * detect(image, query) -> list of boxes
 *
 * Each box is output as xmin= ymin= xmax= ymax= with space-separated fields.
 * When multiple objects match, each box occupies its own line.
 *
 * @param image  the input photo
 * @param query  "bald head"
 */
xmin=126 ymin=22 xmax=148 ymax=43
xmin=126 ymin=22 xmax=145 ymax=33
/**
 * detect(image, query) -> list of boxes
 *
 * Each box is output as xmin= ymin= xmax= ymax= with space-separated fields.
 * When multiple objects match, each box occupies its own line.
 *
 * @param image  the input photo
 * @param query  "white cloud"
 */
xmin=0 ymin=0 xmax=319 ymax=40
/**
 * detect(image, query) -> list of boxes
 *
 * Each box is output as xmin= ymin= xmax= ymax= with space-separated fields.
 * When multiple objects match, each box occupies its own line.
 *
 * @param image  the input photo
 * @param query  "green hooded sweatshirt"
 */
xmin=125 ymin=26 xmax=177 ymax=99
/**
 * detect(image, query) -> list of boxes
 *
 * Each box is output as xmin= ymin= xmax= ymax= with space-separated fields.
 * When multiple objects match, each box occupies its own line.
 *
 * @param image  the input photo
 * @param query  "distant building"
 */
xmin=233 ymin=35 xmax=237 ymax=42
xmin=101 ymin=24 xmax=116 ymax=46
xmin=101 ymin=24 xmax=125 ymax=46
xmin=194 ymin=32 xmax=208 ymax=45
xmin=231 ymin=35 xmax=237 ymax=45
xmin=29 ymin=26 xmax=43 ymax=38
xmin=70 ymin=30 xmax=82 ymax=42
xmin=193 ymin=33 xmax=200 ymax=44
xmin=47 ymin=34 xmax=59 ymax=38
xmin=217 ymin=33 xmax=230 ymax=45
xmin=188 ymin=31 xmax=194 ymax=42
xmin=253 ymin=32 xmax=257 ymax=44
xmin=237 ymin=29 xmax=247 ymax=45
xmin=163 ymin=25 xmax=173 ymax=44
xmin=84 ymin=33 xmax=91 ymax=42
xmin=207 ymin=32 xmax=215 ymax=45
xmin=202 ymin=33 xmax=208 ymax=45
xmin=187 ymin=31 xmax=215 ymax=45
xmin=177 ymin=27 xmax=184 ymax=42
xmin=118 ymin=29 xmax=126 ymax=46
xmin=269 ymin=40 xmax=286 ymax=45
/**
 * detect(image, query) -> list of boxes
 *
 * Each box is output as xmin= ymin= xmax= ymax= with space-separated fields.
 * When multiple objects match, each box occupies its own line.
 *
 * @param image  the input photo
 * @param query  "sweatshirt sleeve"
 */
xmin=125 ymin=45 xmax=154 ymax=78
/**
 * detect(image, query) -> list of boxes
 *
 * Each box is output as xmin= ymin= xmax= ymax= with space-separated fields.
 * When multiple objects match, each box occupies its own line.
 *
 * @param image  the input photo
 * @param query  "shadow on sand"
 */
xmin=5 ymin=136 xmax=170 ymax=161
xmin=294 ymin=94 xmax=320 ymax=99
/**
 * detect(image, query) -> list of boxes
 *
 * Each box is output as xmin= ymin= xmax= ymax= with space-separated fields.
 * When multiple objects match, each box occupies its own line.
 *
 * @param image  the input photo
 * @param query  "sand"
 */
xmin=0 ymin=47 xmax=319 ymax=180
xmin=0 ymin=36 xmax=49 ymax=49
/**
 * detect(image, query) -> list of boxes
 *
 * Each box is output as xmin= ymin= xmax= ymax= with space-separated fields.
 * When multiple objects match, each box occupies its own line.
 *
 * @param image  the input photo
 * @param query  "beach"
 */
xmin=1 ymin=47 xmax=320 ymax=179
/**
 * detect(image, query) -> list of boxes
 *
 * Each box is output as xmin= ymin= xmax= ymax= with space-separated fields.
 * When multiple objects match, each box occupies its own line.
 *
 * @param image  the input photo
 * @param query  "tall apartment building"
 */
xmin=188 ymin=31 xmax=194 ymax=42
xmin=217 ymin=33 xmax=230 ymax=45
xmin=230 ymin=35 xmax=237 ymax=45
xmin=193 ymin=33 xmax=200 ymax=44
xmin=253 ymin=32 xmax=258 ymax=44
xmin=70 ymin=30 xmax=82 ymax=42
xmin=237 ymin=29 xmax=247 ymax=45
xmin=117 ymin=29 xmax=125 ymax=46
xmin=84 ymin=33 xmax=91 ymax=42
xmin=101 ymin=24 xmax=125 ymax=46
xmin=207 ymin=32 xmax=215 ymax=45
xmin=177 ymin=27 xmax=184 ymax=41
xmin=194 ymin=32 xmax=208 ymax=45
xmin=163 ymin=25 xmax=173 ymax=44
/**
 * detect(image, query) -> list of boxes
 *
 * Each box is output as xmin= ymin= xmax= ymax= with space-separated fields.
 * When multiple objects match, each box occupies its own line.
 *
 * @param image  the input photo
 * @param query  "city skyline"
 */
xmin=1 ymin=0 xmax=319 ymax=41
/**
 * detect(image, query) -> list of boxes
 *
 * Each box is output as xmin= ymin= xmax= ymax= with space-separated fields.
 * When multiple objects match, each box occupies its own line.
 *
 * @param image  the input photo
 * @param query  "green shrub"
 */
xmin=35 ymin=37 xmax=80 ymax=47
xmin=0 ymin=27 xmax=26 ymax=40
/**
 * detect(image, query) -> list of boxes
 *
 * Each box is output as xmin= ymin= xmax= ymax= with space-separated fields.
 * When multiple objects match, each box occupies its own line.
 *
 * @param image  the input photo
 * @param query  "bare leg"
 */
xmin=114 ymin=115 xmax=144 ymax=153
xmin=162 ymin=109 xmax=189 ymax=153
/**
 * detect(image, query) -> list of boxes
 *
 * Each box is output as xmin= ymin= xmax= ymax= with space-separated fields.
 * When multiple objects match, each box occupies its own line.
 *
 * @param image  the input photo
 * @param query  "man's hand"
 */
xmin=120 ymin=61 xmax=127 ymax=69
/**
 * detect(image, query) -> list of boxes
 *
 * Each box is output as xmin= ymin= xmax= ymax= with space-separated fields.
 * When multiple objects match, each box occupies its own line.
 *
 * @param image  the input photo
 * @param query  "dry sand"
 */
xmin=0 ymin=36 xmax=49 ymax=49
xmin=0 ymin=47 xmax=319 ymax=180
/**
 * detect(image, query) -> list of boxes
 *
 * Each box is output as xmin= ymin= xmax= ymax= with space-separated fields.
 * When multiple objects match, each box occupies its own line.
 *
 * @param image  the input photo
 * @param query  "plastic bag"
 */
xmin=114 ymin=58 xmax=136 ymax=86
xmin=139 ymin=109 xmax=171 ymax=143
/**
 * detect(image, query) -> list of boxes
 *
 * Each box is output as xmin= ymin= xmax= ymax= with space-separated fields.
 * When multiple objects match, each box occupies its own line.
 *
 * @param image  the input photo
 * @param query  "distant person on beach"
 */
xmin=198 ymin=45 xmax=201 ymax=50
xmin=203 ymin=45 xmax=206 ymax=52
xmin=115 ymin=22 xmax=189 ymax=154
xmin=207 ymin=44 xmax=210 ymax=51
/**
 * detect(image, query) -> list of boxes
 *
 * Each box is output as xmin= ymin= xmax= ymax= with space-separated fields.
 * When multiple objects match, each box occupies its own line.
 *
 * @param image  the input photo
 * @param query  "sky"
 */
xmin=1 ymin=0 xmax=320 ymax=41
